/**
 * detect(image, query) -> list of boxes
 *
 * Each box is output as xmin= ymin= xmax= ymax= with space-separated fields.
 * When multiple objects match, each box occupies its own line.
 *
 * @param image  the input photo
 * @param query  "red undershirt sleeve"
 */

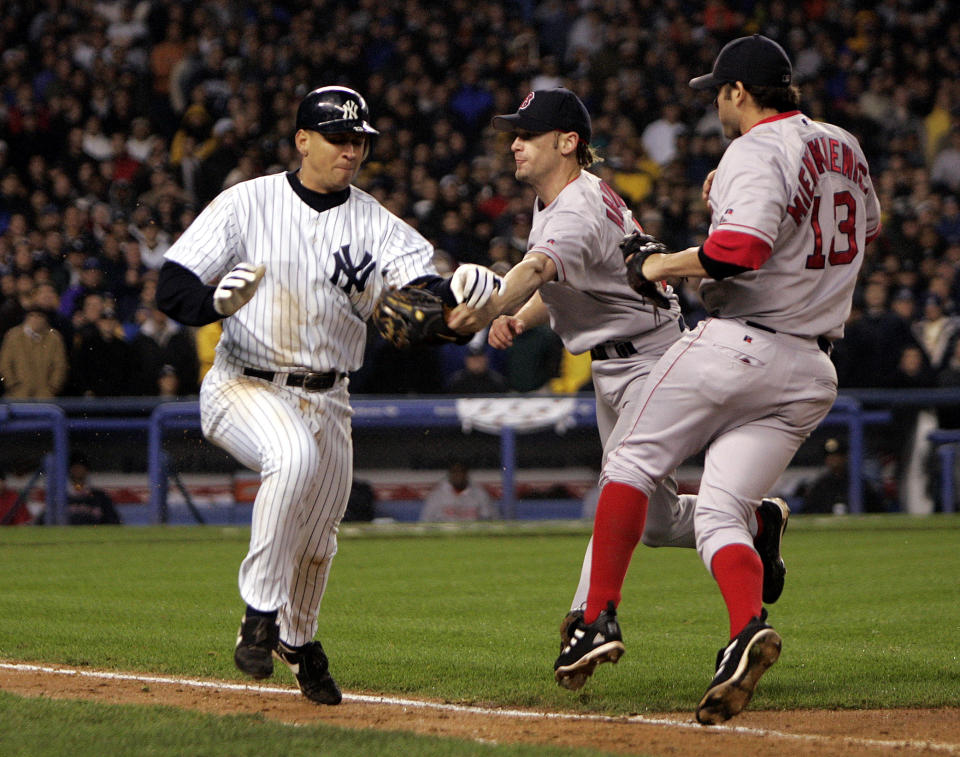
xmin=700 ymin=229 xmax=773 ymax=280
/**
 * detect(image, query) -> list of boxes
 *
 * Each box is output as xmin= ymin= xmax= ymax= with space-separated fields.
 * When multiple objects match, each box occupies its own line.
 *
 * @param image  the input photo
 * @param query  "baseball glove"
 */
xmin=619 ymin=231 xmax=671 ymax=309
xmin=372 ymin=286 xmax=458 ymax=349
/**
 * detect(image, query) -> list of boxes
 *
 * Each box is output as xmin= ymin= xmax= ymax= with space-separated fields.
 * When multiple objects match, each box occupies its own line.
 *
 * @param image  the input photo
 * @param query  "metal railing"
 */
xmin=0 ymin=391 xmax=916 ymax=524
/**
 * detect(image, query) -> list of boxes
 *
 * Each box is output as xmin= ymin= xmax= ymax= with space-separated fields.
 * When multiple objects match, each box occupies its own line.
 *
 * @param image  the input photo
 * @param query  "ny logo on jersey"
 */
xmin=341 ymin=100 xmax=359 ymax=120
xmin=329 ymin=245 xmax=375 ymax=294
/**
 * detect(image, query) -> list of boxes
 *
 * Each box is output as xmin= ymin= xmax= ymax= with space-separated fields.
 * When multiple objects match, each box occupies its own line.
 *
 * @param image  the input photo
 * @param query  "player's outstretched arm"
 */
xmin=213 ymin=262 xmax=266 ymax=317
xmin=640 ymin=246 xmax=706 ymax=281
xmin=447 ymin=254 xmax=556 ymax=334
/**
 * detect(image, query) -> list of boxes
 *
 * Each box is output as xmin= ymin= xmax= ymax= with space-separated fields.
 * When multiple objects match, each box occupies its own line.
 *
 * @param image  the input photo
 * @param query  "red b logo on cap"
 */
xmin=519 ymin=92 xmax=535 ymax=109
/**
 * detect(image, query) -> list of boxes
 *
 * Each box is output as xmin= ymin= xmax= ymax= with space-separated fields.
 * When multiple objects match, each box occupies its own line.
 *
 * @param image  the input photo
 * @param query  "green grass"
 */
xmin=0 ymin=516 xmax=958 ymax=754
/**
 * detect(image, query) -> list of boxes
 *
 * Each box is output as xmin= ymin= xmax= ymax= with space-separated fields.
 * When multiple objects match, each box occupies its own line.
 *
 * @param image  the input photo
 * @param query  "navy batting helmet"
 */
xmin=296 ymin=86 xmax=379 ymax=135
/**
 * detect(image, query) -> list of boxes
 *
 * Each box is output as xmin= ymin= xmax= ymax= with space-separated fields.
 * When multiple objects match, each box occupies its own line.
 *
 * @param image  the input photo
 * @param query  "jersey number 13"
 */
xmin=805 ymin=190 xmax=858 ymax=269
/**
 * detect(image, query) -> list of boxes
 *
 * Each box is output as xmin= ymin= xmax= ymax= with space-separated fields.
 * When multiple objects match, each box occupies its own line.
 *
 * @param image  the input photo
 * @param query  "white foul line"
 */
xmin=1 ymin=662 xmax=957 ymax=755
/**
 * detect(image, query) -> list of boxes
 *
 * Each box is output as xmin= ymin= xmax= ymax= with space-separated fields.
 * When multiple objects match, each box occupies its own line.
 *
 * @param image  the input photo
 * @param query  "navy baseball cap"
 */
xmin=689 ymin=34 xmax=793 ymax=90
xmin=492 ymin=88 xmax=592 ymax=142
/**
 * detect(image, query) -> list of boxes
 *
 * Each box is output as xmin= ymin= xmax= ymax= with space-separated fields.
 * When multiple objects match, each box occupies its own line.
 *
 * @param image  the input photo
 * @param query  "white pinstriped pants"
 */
xmin=200 ymin=361 xmax=353 ymax=647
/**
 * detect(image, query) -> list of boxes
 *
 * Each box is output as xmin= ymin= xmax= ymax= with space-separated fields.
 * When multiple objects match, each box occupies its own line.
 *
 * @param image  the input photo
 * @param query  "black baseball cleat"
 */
xmin=234 ymin=613 xmax=279 ymax=679
xmin=557 ymin=609 xmax=589 ymax=690
xmin=274 ymin=640 xmax=343 ymax=705
xmin=554 ymin=602 xmax=624 ymax=690
xmin=755 ymin=498 xmax=790 ymax=604
xmin=696 ymin=609 xmax=782 ymax=725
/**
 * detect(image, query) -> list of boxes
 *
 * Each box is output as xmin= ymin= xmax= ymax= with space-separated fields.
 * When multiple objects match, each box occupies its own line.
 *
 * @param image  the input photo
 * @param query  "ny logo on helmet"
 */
xmin=341 ymin=101 xmax=359 ymax=120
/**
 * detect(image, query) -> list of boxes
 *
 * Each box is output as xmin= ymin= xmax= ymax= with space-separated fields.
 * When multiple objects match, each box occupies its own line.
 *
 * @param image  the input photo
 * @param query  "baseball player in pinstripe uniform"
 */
xmin=156 ymin=86 xmax=501 ymax=704
xmin=549 ymin=37 xmax=881 ymax=724
xmin=449 ymin=88 xmax=791 ymax=690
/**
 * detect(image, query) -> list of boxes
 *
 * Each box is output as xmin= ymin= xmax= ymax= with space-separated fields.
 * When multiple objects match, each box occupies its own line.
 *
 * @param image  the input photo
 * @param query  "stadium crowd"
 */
xmin=0 ymin=0 xmax=958 ymax=398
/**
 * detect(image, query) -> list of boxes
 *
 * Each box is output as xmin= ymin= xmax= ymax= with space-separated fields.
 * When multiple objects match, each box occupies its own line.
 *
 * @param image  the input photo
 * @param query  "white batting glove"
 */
xmin=213 ymin=262 xmax=266 ymax=317
xmin=450 ymin=263 xmax=506 ymax=309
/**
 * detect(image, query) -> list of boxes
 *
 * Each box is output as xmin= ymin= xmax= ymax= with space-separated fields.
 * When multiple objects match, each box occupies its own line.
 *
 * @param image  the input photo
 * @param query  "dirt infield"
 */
xmin=1 ymin=662 xmax=958 ymax=756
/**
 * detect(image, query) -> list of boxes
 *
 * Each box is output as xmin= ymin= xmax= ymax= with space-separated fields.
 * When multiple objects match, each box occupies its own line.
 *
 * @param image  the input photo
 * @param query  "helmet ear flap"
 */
xmin=361 ymin=134 xmax=375 ymax=162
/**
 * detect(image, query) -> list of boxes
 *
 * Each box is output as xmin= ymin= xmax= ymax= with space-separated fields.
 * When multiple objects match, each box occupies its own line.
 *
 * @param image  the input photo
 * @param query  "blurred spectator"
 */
xmin=132 ymin=217 xmax=172 ymax=271
xmin=71 ymin=305 xmax=133 ymax=396
xmin=156 ymin=363 xmax=180 ymax=397
xmin=196 ymin=118 xmax=244 ymax=203
xmin=420 ymin=461 xmax=497 ymax=522
xmin=936 ymin=337 xmax=960 ymax=428
xmin=170 ymin=104 xmax=216 ymax=168
xmin=504 ymin=324 xmax=563 ymax=392
xmin=935 ymin=195 xmax=960 ymax=246
xmin=605 ymin=145 xmax=659 ymax=206
xmin=0 ymin=469 xmax=32 ymax=526
xmin=911 ymin=293 xmax=960 ymax=371
xmin=642 ymin=102 xmax=687 ymax=167
xmin=0 ymin=0 xmax=957 ymax=398
xmin=445 ymin=343 xmax=508 ymax=394
xmin=888 ymin=344 xmax=937 ymax=389
xmin=66 ymin=452 xmax=121 ymax=526
xmin=59 ymin=257 xmax=108 ymax=321
xmin=833 ymin=281 xmax=916 ymax=387
xmin=129 ymin=305 xmax=199 ymax=395
xmin=930 ymin=129 xmax=960 ymax=195
xmin=801 ymin=437 xmax=885 ymax=515
xmin=0 ymin=307 xmax=68 ymax=398
xmin=31 ymin=282 xmax=72 ymax=345
xmin=0 ymin=272 xmax=36 ymax=338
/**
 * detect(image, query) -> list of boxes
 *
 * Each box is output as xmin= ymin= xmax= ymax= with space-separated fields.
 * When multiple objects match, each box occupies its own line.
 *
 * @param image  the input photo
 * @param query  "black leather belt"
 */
xmin=242 ymin=367 xmax=344 ymax=391
xmin=744 ymin=320 xmax=776 ymax=334
xmin=744 ymin=321 xmax=832 ymax=355
xmin=590 ymin=340 xmax=638 ymax=361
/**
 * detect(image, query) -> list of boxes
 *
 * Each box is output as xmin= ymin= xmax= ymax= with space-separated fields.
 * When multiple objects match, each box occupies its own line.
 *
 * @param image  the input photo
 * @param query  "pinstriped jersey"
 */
xmin=701 ymin=112 xmax=881 ymax=340
xmin=164 ymin=171 xmax=436 ymax=372
xmin=531 ymin=171 xmax=682 ymax=355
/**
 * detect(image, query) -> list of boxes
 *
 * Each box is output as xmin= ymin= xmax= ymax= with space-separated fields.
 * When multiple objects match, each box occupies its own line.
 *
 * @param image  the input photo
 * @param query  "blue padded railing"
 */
xmin=926 ymin=429 xmax=960 ymax=513
xmin=6 ymin=388 xmax=956 ymax=525
xmin=146 ymin=397 xmax=599 ymax=523
xmin=145 ymin=395 xmax=886 ymax=523
xmin=0 ymin=403 xmax=68 ymax=524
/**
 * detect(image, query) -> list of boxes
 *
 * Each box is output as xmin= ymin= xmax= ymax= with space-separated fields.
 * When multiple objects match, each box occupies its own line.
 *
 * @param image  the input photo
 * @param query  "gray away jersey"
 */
xmin=701 ymin=112 xmax=881 ymax=340
xmin=165 ymin=172 xmax=436 ymax=372
xmin=531 ymin=171 xmax=682 ymax=355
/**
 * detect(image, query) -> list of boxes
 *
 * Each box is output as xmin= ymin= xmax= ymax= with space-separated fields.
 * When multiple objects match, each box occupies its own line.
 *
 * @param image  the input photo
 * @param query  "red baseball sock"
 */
xmin=711 ymin=543 xmax=763 ymax=639
xmin=584 ymin=482 xmax=648 ymax=624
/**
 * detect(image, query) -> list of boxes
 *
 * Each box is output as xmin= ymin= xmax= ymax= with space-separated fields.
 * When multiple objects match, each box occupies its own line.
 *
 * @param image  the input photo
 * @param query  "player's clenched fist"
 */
xmin=213 ymin=262 xmax=266 ymax=316
xmin=450 ymin=263 xmax=506 ymax=308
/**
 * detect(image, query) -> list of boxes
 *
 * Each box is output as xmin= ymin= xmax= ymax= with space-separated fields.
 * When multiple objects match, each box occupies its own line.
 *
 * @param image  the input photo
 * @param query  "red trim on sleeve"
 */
xmin=702 ymin=229 xmax=772 ymax=270
xmin=865 ymin=223 xmax=881 ymax=244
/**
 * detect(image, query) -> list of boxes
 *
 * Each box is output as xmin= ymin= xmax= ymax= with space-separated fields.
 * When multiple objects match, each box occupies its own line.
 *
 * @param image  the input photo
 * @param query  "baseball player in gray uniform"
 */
xmin=448 ymin=88 xmax=791 ymax=690
xmin=156 ymin=85 xmax=500 ymax=704
xmin=550 ymin=38 xmax=881 ymax=724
